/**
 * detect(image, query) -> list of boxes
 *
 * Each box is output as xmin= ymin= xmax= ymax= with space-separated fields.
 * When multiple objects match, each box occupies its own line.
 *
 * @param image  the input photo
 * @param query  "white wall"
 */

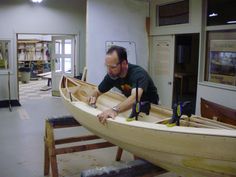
xmin=0 ymin=0 xmax=86 ymax=101
xmin=86 ymin=0 xmax=149 ymax=85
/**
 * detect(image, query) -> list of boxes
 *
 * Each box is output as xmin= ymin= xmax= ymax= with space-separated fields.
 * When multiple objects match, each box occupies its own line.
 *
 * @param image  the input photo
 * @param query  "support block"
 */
xmin=80 ymin=159 xmax=167 ymax=177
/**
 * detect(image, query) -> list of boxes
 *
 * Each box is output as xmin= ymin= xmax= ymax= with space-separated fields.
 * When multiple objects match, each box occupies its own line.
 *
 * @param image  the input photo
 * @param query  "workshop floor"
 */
xmin=0 ymin=80 xmax=179 ymax=177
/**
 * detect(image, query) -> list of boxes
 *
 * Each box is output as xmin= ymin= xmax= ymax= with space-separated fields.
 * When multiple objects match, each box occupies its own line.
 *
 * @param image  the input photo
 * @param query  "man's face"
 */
xmin=105 ymin=51 xmax=122 ymax=80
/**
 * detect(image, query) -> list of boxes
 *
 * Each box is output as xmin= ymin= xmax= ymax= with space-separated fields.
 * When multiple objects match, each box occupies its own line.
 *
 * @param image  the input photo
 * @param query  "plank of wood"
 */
xmin=188 ymin=116 xmax=236 ymax=130
xmin=201 ymin=98 xmax=236 ymax=125
xmin=37 ymin=71 xmax=51 ymax=77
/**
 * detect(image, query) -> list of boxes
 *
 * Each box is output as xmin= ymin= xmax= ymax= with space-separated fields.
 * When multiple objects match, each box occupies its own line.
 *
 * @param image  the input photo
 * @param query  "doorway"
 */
xmin=149 ymin=35 xmax=175 ymax=108
xmin=51 ymin=35 xmax=76 ymax=96
xmin=17 ymin=34 xmax=77 ymax=103
xmin=17 ymin=34 xmax=52 ymax=103
xmin=173 ymin=33 xmax=199 ymax=113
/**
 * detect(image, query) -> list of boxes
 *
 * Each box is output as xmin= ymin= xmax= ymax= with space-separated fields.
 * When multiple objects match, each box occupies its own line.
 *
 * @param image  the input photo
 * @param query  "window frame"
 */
xmin=202 ymin=0 xmax=236 ymax=90
xmin=156 ymin=0 xmax=190 ymax=27
xmin=204 ymin=30 xmax=236 ymax=86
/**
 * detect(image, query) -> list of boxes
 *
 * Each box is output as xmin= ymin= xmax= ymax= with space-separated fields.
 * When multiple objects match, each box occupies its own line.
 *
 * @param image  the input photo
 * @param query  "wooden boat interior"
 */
xmin=60 ymin=76 xmax=236 ymax=131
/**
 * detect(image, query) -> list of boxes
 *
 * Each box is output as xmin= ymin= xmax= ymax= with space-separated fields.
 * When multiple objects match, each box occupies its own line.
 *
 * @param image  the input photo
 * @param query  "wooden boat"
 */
xmin=59 ymin=75 xmax=236 ymax=177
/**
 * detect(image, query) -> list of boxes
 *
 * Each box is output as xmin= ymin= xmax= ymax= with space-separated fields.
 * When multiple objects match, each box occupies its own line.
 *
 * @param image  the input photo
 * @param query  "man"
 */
xmin=88 ymin=45 xmax=159 ymax=124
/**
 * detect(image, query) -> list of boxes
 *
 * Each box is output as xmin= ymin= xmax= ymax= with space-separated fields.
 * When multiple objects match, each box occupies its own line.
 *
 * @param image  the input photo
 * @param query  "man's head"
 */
xmin=105 ymin=46 xmax=128 ymax=80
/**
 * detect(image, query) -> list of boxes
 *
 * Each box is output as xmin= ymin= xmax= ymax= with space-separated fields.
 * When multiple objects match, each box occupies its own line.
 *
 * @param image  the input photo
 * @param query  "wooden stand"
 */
xmin=44 ymin=116 xmax=119 ymax=177
xmin=44 ymin=116 xmax=166 ymax=177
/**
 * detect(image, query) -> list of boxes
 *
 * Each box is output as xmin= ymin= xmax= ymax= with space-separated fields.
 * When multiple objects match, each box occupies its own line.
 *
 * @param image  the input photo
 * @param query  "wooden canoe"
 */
xmin=59 ymin=75 xmax=236 ymax=177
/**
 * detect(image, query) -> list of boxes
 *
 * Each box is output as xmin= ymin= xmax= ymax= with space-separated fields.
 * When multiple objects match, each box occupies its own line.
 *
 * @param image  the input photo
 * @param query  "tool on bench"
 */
xmin=127 ymin=79 xmax=151 ymax=121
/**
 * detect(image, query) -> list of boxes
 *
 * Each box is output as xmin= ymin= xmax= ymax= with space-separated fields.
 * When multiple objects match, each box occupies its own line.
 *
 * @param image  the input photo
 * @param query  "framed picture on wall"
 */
xmin=208 ymin=39 xmax=236 ymax=86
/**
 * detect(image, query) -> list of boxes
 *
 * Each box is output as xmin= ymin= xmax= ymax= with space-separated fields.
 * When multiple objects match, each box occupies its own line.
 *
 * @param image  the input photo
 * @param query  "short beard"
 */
xmin=108 ymin=74 xmax=119 ymax=80
xmin=108 ymin=65 xmax=122 ymax=80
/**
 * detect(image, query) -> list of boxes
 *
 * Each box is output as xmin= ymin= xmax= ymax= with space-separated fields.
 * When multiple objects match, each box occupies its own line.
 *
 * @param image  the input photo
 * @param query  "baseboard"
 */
xmin=0 ymin=100 xmax=21 ymax=108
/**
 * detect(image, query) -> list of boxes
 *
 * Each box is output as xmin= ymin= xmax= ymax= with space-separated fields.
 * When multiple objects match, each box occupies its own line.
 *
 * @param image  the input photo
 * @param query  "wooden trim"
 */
xmin=55 ymin=142 xmax=115 ymax=155
xmin=55 ymin=135 xmax=99 ymax=145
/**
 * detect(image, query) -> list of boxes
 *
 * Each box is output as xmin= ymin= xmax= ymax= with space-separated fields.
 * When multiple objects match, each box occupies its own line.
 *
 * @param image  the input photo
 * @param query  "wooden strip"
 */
xmin=115 ymin=147 xmax=123 ymax=161
xmin=44 ymin=121 xmax=50 ymax=176
xmin=55 ymin=135 xmax=100 ymax=145
xmin=191 ymin=116 xmax=236 ymax=129
xmin=188 ymin=117 xmax=235 ymax=130
xmin=201 ymin=98 xmax=236 ymax=125
xmin=55 ymin=142 xmax=115 ymax=155
xmin=81 ymin=67 xmax=87 ymax=81
xmin=180 ymin=120 xmax=219 ymax=129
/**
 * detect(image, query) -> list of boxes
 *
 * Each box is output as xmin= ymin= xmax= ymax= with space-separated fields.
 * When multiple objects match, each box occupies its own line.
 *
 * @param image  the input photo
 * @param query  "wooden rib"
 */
xmin=180 ymin=120 xmax=219 ymax=129
xmin=185 ymin=117 xmax=236 ymax=130
xmin=191 ymin=116 xmax=236 ymax=129
xmin=55 ymin=135 xmax=99 ymax=145
xmin=55 ymin=142 xmax=115 ymax=155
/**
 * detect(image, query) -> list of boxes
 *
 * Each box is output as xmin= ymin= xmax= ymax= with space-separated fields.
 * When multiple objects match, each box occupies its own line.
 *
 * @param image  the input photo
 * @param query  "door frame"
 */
xmin=149 ymin=35 xmax=175 ymax=108
xmin=51 ymin=35 xmax=76 ymax=96
xmin=16 ymin=33 xmax=79 ymax=101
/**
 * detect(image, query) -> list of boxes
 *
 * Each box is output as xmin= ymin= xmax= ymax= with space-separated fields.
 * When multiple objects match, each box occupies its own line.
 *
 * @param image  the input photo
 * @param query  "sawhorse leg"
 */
xmin=44 ymin=116 xmax=120 ymax=177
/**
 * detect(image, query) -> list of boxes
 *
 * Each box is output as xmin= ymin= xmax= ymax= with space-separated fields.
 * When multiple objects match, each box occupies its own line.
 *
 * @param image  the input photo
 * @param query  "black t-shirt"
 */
xmin=98 ymin=63 xmax=159 ymax=104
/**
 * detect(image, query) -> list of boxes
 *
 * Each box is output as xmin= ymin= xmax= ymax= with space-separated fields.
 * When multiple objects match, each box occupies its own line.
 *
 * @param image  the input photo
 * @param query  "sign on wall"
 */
xmin=105 ymin=41 xmax=137 ymax=64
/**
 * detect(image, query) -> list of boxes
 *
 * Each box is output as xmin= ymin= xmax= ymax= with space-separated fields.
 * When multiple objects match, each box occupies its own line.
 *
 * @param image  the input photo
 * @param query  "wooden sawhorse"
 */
xmin=44 ymin=116 xmax=121 ymax=177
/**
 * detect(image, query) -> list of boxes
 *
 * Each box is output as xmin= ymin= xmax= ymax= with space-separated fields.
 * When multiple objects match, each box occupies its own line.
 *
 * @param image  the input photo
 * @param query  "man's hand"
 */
xmin=88 ymin=96 xmax=97 ymax=107
xmin=97 ymin=108 xmax=118 ymax=125
xmin=87 ymin=89 xmax=101 ymax=108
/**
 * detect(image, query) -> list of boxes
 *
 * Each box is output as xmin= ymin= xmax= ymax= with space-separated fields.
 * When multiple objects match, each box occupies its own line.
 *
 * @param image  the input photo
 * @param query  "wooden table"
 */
xmin=37 ymin=72 xmax=52 ymax=90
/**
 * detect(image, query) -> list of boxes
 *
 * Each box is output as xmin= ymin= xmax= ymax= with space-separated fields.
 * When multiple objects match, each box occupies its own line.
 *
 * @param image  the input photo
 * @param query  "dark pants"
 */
xmin=150 ymin=94 xmax=159 ymax=105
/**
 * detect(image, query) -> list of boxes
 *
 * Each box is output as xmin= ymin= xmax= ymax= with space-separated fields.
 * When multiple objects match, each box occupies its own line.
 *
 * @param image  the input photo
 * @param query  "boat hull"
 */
xmin=60 ymin=76 xmax=236 ymax=177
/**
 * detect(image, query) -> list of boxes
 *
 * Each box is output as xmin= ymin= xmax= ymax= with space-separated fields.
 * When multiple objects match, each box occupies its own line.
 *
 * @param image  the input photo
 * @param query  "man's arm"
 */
xmin=97 ymin=88 xmax=143 ymax=124
xmin=114 ymin=88 xmax=143 ymax=113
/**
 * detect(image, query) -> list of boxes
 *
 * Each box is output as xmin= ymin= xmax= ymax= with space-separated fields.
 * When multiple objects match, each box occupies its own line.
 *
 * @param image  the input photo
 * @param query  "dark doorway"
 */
xmin=173 ymin=33 xmax=199 ymax=114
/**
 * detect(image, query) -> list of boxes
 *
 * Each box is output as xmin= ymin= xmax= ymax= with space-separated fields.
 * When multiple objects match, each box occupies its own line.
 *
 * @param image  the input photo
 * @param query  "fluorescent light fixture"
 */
xmin=209 ymin=13 xmax=218 ymax=17
xmin=31 ymin=0 xmax=43 ymax=3
xmin=227 ymin=20 xmax=236 ymax=24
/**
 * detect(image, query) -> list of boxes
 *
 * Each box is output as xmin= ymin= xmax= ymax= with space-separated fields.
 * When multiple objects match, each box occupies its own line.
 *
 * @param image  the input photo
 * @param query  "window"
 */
xmin=207 ymin=0 xmax=236 ymax=26
xmin=0 ymin=40 xmax=10 ymax=70
xmin=205 ymin=30 xmax=236 ymax=86
xmin=157 ymin=0 xmax=189 ymax=26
